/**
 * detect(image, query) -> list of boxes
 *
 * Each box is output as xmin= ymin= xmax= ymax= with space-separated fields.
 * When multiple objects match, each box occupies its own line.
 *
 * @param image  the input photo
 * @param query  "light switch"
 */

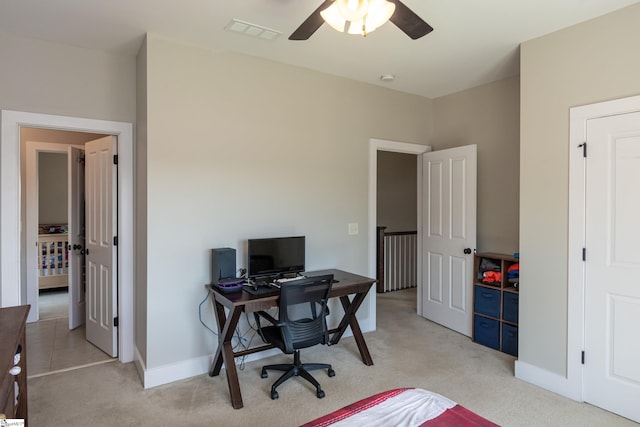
xmin=348 ymin=223 xmax=359 ymax=235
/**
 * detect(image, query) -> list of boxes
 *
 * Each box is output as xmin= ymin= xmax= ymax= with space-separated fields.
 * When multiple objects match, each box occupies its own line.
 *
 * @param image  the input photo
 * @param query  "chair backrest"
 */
xmin=278 ymin=274 xmax=334 ymax=351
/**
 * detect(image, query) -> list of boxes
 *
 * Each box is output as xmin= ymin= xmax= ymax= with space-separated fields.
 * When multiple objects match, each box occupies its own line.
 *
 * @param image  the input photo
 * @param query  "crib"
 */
xmin=38 ymin=224 xmax=69 ymax=290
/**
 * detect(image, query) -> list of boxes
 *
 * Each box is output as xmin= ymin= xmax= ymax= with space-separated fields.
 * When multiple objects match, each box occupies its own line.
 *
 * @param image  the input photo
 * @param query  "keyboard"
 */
xmin=243 ymin=284 xmax=280 ymax=297
xmin=275 ymin=275 xmax=306 ymax=284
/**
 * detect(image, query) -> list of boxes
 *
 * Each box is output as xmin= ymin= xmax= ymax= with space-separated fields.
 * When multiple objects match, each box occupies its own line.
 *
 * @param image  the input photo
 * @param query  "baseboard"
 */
xmin=141 ymin=347 xmax=282 ymax=389
xmin=139 ymin=327 xmax=364 ymax=389
xmin=514 ymin=360 xmax=582 ymax=401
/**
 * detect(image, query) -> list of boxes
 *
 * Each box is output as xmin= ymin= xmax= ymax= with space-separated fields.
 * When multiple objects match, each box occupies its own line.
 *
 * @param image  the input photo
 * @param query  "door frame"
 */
xmin=0 ymin=110 xmax=134 ymax=364
xmin=368 ymin=138 xmax=431 ymax=324
xmin=25 ymin=142 xmax=82 ymax=323
xmin=568 ymin=94 xmax=640 ymax=400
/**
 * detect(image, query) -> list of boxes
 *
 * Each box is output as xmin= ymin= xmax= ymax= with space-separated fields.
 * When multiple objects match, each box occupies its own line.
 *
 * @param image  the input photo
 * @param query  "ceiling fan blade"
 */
xmin=388 ymin=0 xmax=434 ymax=40
xmin=289 ymin=0 xmax=334 ymax=40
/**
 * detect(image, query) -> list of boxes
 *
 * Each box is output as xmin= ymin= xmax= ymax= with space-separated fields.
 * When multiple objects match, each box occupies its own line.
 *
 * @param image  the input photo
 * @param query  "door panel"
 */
xmin=584 ymin=112 xmax=640 ymax=422
xmin=421 ymin=145 xmax=477 ymax=336
xmin=85 ymin=135 xmax=118 ymax=357
xmin=68 ymin=146 xmax=85 ymax=330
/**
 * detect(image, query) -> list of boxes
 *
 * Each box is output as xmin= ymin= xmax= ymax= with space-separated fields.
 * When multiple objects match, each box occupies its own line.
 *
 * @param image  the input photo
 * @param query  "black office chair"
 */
xmin=254 ymin=274 xmax=335 ymax=400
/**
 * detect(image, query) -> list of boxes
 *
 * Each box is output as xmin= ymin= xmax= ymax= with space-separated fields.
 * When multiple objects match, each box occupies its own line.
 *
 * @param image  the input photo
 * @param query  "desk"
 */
xmin=207 ymin=269 xmax=376 ymax=409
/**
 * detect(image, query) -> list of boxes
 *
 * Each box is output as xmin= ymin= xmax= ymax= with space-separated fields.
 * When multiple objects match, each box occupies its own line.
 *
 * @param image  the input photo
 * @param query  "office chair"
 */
xmin=254 ymin=274 xmax=335 ymax=400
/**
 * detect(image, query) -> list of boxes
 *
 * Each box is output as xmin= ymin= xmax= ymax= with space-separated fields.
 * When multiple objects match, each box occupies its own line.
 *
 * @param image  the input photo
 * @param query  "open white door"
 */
xmin=85 ymin=135 xmax=118 ymax=357
xmin=583 ymin=111 xmax=640 ymax=422
xmin=421 ymin=145 xmax=476 ymax=336
xmin=68 ymin=146 xmax=86 ymax=330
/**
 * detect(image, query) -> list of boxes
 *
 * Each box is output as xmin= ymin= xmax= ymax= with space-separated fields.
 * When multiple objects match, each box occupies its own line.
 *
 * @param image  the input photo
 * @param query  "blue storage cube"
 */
xmin=474 ymin=286 xmax=501 ymax=318
xmin=502 ymin=324 xmax=518 ymax=356
xmin=473 ymin=315 xmax=499 ymax=350
xmin=502 ymin=292 xmax=519 ymax=323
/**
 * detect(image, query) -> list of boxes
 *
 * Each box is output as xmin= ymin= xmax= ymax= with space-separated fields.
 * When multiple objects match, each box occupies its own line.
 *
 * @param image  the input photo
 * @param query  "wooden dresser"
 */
xmin=0 ymin=305 xmax=29 ymax=425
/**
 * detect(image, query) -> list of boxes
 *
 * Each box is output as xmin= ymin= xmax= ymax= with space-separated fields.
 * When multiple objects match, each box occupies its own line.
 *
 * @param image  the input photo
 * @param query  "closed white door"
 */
xmin=421 ymin=145 xmax=477 ymax=336
xmin=85 ymin=135 xmax=118 ymax=357
xmin=584 ymin=111 xmax=640 ymax=422
xmin=68 ymin=146 xmax=85 ymax=330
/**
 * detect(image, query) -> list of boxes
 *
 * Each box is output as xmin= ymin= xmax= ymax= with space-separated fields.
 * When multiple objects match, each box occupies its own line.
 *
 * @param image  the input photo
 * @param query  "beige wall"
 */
xmin=135 ymin=37 xmax=149 ymax=366
xmin=433 ymin=76 xmax=520 ymax=254
xmin=0 ymin=32 xmax=136 ymax=123
xmin=141 ymin=34 xmax=433 ymax=368
xmin=519 ymin=2 xmax=640 ymax=377
xmin=377 ymin=152 xmax=417 ymax=232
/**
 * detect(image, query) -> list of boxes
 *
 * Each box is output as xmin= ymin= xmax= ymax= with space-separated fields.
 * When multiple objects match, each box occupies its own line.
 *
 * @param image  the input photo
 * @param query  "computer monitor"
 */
xmin=247 ymin=236 xmax=305 ymax=279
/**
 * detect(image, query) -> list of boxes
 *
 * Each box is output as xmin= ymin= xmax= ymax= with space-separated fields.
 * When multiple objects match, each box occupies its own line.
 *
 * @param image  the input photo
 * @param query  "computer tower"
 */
xmin=211 ymin=247 xmax=236 ymax=285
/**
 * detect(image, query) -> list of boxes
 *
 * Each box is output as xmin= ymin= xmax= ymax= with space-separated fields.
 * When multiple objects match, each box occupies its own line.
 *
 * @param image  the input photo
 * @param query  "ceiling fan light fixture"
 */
xmin=335 ymin=0 xmax=368 ymax=21
xmin=321 ymin=0 xmax=396 ymax=36
xmin=320 ymin=4 xmax=348 ymax=32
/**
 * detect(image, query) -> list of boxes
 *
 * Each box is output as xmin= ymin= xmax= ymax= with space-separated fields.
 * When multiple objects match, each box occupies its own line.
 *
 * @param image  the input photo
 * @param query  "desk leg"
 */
xmin=330 ymin=292 xmax=374 ymax=366
xmin=209 ymin=296 xmax=245 ymax=409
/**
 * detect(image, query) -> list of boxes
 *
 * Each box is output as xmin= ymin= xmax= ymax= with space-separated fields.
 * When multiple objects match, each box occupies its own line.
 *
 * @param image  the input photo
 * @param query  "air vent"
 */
xmin=225 ymin=19 xmax=282 ymax=41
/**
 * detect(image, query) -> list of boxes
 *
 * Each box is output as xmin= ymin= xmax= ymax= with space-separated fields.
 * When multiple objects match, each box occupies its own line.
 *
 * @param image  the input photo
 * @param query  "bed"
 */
xmin=37 ymin=224 xmax=69 ymax=290
xmin=301 ymin=388 xmax=499 ymax=427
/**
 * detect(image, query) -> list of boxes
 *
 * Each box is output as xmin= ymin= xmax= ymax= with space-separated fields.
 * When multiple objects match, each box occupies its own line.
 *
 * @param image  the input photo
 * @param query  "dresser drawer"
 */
xmin=474 ymin=286 xmax=501 ymax=318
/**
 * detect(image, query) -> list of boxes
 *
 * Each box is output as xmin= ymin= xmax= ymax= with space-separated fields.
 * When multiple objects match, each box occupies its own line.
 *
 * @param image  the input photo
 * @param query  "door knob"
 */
xmin=463 ymin=248 xmax=472 ymax=255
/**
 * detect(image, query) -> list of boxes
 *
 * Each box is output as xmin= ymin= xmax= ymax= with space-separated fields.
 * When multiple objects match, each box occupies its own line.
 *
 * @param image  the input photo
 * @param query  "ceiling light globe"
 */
xmin=336 ymin=0 xmax=368 ymax=21
xmin=366 ymin=0 xmax=396 ymax=28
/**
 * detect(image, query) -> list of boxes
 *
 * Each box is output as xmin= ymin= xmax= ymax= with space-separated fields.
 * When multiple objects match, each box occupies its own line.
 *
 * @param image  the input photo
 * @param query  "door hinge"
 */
xmin=582 ymin=247 xmax=586 ymax=261
xmin=114 ymin=316 xmax=119 ymax=327
xmin=113 ymin=154 xmax=118 ymax=165
xmin=578 ymin=142 xmax=587 ymax=157
xmin=114 ymin=236 xmax=118 ymax=246
xmin=581 ymin=351 xmax=585 ymax=364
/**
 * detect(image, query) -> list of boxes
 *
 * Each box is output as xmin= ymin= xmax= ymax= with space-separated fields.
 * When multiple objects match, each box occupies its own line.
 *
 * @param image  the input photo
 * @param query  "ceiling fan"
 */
xmin=289 ymin=0 xmax=433 ymax=40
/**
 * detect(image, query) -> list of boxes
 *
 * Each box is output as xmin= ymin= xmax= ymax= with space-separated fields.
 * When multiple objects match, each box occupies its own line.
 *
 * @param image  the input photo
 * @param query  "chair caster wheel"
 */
xmin=271 ymin=390 xmax=279 ymax=400
xmin=317 ymin=389 xmax=325 ymax=399
xmin=327 ymin=368 xmax=335 ymax=377
xmin=261 ymin=370 xmax=268 ymax=379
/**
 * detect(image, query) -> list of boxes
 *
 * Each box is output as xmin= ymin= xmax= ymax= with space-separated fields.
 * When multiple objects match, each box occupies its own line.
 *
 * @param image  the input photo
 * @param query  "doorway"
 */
xmin=24 ymin=131 xmax=117 ymax=369
xmin=368 ymin=138 xmax=430 ymax=328
xmin=0 ymin=110 xmax=135 ymax=364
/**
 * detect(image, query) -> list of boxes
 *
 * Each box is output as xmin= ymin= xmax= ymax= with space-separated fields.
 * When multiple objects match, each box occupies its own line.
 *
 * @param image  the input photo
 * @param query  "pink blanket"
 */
xmin=302 ymin=388 xmax=499 ymax=427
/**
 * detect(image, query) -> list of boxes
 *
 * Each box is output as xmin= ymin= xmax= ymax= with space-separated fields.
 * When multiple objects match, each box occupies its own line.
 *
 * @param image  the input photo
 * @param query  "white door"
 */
xmin=584 ymin=112 xmax=640 ymax=422
xmin=421 ymin=145 xmax=477 ymax=336
xmin=68 ymin=146 xmax=85 ymax=330
xmin=85 ymin=136 xmax=118 ymax=357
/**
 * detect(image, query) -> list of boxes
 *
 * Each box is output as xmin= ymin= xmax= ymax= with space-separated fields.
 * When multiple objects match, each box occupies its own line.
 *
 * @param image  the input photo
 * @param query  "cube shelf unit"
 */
xmin=472 ymin=252 xmax=519 ymax=356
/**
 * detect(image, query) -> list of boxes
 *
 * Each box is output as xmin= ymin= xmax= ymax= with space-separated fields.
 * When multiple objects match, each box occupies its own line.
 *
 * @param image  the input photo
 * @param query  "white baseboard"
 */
xmin=515 ymin=360 xmax=582 ymax=401
xmin=140 ymin=347 xmax=282 ymax=389
xmin=139 ymin=327 xmax=364 ymax=389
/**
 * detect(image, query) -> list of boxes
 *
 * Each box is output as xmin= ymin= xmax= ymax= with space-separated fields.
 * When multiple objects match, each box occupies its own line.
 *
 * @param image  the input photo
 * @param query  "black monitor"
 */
xmin=247 ymin=236 xmax=305 ymax=279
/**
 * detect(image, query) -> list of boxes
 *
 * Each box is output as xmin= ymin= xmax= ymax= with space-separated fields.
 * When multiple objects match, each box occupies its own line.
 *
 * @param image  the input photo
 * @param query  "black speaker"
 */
xmin=211 ymin=248 xmax=236 ymax=285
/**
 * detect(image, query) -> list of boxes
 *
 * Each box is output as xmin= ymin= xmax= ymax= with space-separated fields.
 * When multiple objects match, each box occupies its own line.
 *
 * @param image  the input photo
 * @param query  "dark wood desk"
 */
xmin=207 ymin=269 xmax=376 ymax=409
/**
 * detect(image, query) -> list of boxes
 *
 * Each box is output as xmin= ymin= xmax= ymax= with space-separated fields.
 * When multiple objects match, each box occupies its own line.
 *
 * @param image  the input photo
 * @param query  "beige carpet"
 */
xmin=27 ymin=288 xmax=636 ymax=427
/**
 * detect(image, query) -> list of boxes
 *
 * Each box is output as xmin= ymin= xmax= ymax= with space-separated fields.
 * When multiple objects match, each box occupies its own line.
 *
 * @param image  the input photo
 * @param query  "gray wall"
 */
xmin=377 ymin=152 xmax=417 ymax=233
xmin=519 ymin=2 xmax=640 ymax=377
xmin=38 ymin=152 xmax=68 ymax=224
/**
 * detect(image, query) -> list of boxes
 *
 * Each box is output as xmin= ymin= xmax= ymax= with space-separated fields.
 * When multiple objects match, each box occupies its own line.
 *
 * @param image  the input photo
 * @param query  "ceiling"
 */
xmin=1 ymin=0 xmax=638 ymax=98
